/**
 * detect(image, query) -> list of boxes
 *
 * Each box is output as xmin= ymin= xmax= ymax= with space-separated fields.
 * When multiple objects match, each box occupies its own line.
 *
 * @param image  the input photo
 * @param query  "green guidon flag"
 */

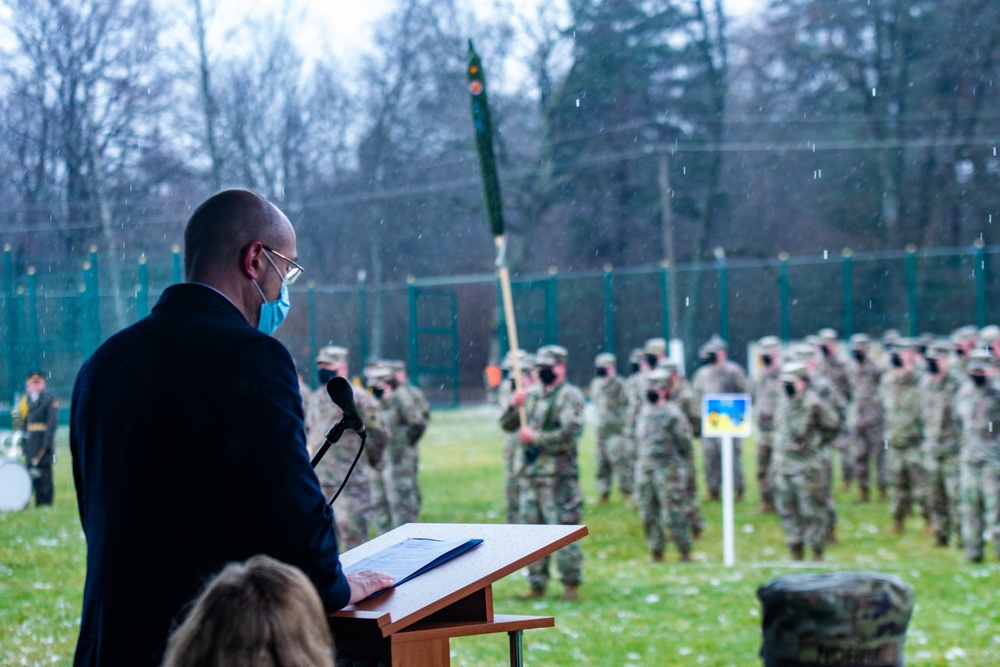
xmin=467 ymin=40 xmax=505 ymax=239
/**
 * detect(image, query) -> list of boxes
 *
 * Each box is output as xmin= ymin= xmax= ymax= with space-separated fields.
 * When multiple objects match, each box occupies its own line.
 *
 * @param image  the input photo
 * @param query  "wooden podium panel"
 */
xmin=330 ymin=523 xmax=587 ymax=667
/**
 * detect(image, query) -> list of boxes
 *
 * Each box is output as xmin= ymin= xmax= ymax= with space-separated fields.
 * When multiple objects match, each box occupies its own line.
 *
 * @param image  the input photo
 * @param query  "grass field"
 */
xmin=2 ymin=404 xmax=999 ymax=666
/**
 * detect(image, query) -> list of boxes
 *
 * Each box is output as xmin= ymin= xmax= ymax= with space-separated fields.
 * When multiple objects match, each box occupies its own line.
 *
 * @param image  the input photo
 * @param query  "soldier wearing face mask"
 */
xmin=691 ymin=335 xmax=748 ymax=502
xmin=816 ymin=329 xmax=854 ymax=490
xmin=846 ymin=334 xmax=887 ymax=503
xmin=957 ymin=353 xmax=1000 ymax=563
xmin=635 ymin=365 xmax=693 ymax=563
xmin=501 ymin=345 xmax=586 ymax=601
xmin=951 ymin=325 xmax=979 ymax=375
xmin=498 ymin=350 xmax=536 ymax=523
xmin=749 ymin=336 xmax=783 ymax=514
xmin=878 ymin=340 xmax=927 ymax=534
xmin=305 ymin=346 xmax=390 ymax=550
xmin=920 ymin=341 xmax=963 ymax=548
xmin=590 ymin=353 xmax=631 ymax=503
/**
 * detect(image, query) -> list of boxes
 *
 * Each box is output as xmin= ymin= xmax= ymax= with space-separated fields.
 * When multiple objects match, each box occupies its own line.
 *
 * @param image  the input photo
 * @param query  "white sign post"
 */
xmin=701 ymin=393 xmax=752 ymax=568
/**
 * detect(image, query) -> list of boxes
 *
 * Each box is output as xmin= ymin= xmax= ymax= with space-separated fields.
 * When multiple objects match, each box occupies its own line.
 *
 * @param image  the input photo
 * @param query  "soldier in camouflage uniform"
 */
xmin=951 ymin=325 xmax=979 ymax=375
xmin=816 ymin=328 xmax=854 ymax=489
xmin=958 ymin=355 xmax=1000 ymax=563
xmin=500 ymin=345 xmax=586 ymax=601
xmin=498 ymin=350 xmax=536 ymax=523
xmin=622 ymin=343 xmax=660 ymax=510
xmin=381 ymin=360 xmax=430 ymax=527
xmin=773 ymin=363 xmax=841 ymax=561
xmin=691 ymin=336 xmax=748 ymax=501
xmin=878 ymin=340 xmax=927 ymax=534
xmin=635 ymin=364 xmax=693 ymax=562
xmin=305 ymin=346 xmax=390 ymax=551
xmin=921 ymin=341 xmax=964 ymax=547
xmin=590 ymin=352 xmax=631 ymax=502
xmin=749 ymin=336 xmax=783 ymax=514
xmin=662 ymin=358 xmax=705 ymax=538
xmin=846 ymin=334 xmax=888 ymax=503
xmin=366 ymin=366 xmax=396 ymax=535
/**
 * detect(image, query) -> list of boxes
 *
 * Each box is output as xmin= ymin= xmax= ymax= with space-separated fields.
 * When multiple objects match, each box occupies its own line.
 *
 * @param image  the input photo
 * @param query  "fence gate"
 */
xmin=407 ymin=282 xmax=460 ymax=406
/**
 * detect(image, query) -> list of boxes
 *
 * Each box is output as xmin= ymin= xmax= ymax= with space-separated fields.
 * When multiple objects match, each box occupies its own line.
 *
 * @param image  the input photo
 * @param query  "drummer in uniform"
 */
xmin=13 ymin=370 xmax=59 ymax=506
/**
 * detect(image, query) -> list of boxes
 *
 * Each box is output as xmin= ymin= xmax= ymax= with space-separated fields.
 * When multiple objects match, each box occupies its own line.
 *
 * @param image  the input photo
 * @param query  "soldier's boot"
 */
xmin=856 ymin=487 xmax=870 ymax=504
xmin=679 ymin=550 xmax=692 ymax=563
xmin=892 ymin=518 xmax=905 ymax=534
xmin=826 ymin=526 xmax=838 ymax=545
xmin=519 ymin=587 xmax=546 ymax=601
xmin=790 ymin=544 xmax=804 ymax=561
xmin=650 ymin=552 xmax=664 ymax=563
xmin=935 ymin=535 xmax=949 ymax=548
xmin=842 ymin=479 xmax=852 ymax=492
xmin=560 ymin=585 xmax=579 ymax=602
xmin=621 ymin=492 xmax=632 ymax=504
xmin=598 ymin=492 xmax=609 ymax=504
xmin=812 ymin=550 xmax=824 ymax=562
xmin=758 ymin=501 xmax=775 ymax=515
xmin=692 ymin=524 xmax=703 ymax=540
xmin=709 ymin=490 xmax=720 ymax=502
xmin=878 ymin=487 xmax=888 ymax=502
xmin=736 ymin=489 xmax=745 ymax=503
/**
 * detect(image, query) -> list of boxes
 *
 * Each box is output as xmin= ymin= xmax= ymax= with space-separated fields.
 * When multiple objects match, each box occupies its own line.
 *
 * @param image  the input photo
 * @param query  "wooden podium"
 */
xmin=330 ymin=522 xmax=588 ymax=667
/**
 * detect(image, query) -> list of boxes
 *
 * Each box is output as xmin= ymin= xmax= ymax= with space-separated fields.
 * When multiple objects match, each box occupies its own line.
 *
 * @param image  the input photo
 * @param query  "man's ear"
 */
xmin=243 ymin=241 xmax=266 ymax=280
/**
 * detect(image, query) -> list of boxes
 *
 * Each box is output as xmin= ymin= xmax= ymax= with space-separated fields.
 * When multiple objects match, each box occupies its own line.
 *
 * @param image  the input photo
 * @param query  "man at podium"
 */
xmin=70 ymin=190 xmax=392 ymax=666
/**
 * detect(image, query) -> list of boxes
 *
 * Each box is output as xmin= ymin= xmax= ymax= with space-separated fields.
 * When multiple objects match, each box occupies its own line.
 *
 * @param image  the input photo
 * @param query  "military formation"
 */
xmin=304 ymin=345 xmax=429 ymax=551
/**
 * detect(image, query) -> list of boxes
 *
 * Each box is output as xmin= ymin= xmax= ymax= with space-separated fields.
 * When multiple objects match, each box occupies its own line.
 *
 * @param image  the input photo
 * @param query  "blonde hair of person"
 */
xmin=162 ymin=555 xmax=334 ymax=667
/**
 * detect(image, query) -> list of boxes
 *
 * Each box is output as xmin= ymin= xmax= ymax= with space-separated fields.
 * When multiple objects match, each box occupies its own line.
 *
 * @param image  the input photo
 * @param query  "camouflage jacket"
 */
xmin=920 ymin=371 xmax=963 ymax=459
xmin=816 ymin=353 xmax=851 ymax=402
xmin=387 ymin=383 xmax=430 ymax=446
xmin=749 ymin=366 xmax=783 ymax=431
xmin=811 ymin=374 xmax=847 ymax=422
xmin=307 ymin=384 xmax=390 ymax=488
xmin=692 ymin=360 xmax=748 ymax=397
xmin=959 ymin=381 xmax=1000 ymax=466
xmin=846 ymin=359 xmax=884 ymax=429
xmin=589 ymin=374 xmax=629 ymax=437
xmin=624 ymin=372 xmax=647 ymax=436
xmin=672 ymin=378 xmax=702 ymax=435
xmin=774 ymin=387 xmax=841 ymax=474
xmin=878 ymin=367 xmax=923 ymax=448
xmin=636 ymin=400 xmax=693 ymax=474
xmin=500 ymin=380 xmax=586 ymax=477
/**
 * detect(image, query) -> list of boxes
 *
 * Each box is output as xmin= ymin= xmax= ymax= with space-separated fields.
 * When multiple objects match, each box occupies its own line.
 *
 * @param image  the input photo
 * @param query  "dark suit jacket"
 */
xmin=71 ymin=284 xmax=351 ymax=666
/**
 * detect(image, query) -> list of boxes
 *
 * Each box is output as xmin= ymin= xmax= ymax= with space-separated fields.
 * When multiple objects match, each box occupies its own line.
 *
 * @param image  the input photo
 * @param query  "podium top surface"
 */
xmin=331 ymin=523 xmax=588 ymax=636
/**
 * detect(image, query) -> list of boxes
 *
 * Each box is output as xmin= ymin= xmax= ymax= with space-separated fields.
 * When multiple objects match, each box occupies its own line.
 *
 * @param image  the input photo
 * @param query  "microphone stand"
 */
xmin=311 ymin=420 xmax=367 ymax=506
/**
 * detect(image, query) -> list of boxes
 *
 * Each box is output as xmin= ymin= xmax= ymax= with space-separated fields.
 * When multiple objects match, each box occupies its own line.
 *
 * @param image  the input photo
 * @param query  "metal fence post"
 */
xmin=307 ymin=280 xmax=318 ymax=388
xmin=778 ymin=252 xmax=790 ymax=343
xmin=137 ymin=254 xmax=149 ymax=320
xmin=905 ymin=245 xmax=918 ymax=336
xmin=974 ymin=240 xmax=987 ymax=327
xmin=603 ymin=264 xmax=615 ymax=354
xmin=717 ymin=253 xmax=729 ymax=342
xmin=357 ymin=270 xmax=368 ymax=368
xmin=4 ymin=245 xmax=19 ymax=399
xmin=88 ymin=245 xmax=102 ymax=346
xmin=659 ymin=260 xmax=671 ymax=342
xmin=26 ymin=266 xmax=39 ymax=370
xmin=545 ymin=267 xmax=559 ymax=344
xmin=81 ymin=261 xmax=93 ymax=359
xmin=841 ymin=248 xmax=854 ymax=339
xmin=172 ymin=244 xmax=182 ymax=285
xmin=407 ymin=276 xmax=418 ymax=385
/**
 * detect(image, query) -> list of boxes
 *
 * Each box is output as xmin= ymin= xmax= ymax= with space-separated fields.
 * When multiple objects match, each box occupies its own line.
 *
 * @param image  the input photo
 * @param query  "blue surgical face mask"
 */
xmin=252 ymin=251 xmax=291 ymax=334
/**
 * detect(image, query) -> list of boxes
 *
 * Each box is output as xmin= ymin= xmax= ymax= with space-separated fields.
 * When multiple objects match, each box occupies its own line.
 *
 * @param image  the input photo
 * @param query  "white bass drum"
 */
xmin=0 ymin=460 xmax=32 ymax=511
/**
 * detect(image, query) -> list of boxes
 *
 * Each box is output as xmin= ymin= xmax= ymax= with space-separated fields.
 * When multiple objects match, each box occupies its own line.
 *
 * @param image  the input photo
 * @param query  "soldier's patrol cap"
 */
xmin=699 ymin=335 xmax=728 ymax=356
xmin=384 ymin=359 xmax=406 ymax=371
xmin=594 ymin=352 xmax=616 ymax=367
xmin=924 ymin=340 xmax=952 ymax=360
xmin=758 ymin=335 xmax=782 ymax=351
xmin=953 ymin=324 xmax=979 ymax=341
xmin=881 ymin=328 xmax=901 ymax=345
xmin=629 ymin=348 xmax=644 ymax=364
xmin=805 ymin=334 xmax=821 ymax=347
xmin=779 ymin=362 xmax=809 ymax=383
xmin=979 ymin=325 xmax=1000 ymax=344
xmin=787 ymin=343 xmax=816 ymax=363
xmin=25 ymin=370 xmax=46 ymax=381
xmin=646 ymin=367 xmax=672 ymax=390
xmin=316 ymin=345 xmax=349 ymax=364
xmin=656 ymin=357 xmax=679 ymax=373
xmin=886 ymin=337 xmax=919 ymax=352
xmin=536 ymin=345 xmax=568 ymax=367
xmin=967 ymin=349 xmax=992 ymax=374
xmin=643 ymin=337 xmax=668 ymax=355
xmin=758 ymin=571 xmax=914 ymax=667
xmin=817 ymin=328 xmax=838 ymax=341
xmin=366 ymin=366 xmax=393 ymax=383
xmin=502 ymin=350 xmax=535 ymax=371
xmin=849 ymin=333 xmax=872 ymax=349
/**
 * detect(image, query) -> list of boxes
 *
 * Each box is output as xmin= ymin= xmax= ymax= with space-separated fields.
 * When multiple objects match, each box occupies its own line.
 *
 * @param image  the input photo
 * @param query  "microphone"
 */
xmin=326 ymin=376 xmax=366 ymax=437
xmin=310 ymin=376 xmax=368 ymax=506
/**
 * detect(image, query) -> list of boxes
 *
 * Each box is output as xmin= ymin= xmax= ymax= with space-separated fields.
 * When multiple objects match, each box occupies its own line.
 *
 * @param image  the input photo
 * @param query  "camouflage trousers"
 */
xmin=325 ymin=472 xmax=371 ymax=552
xmin=685 ymin=454 xmax=704 ymax=535
xmin=637 ymin=461 xmax=691 ymax=557
xmin=756 ymin=429 xmax=775 ymax=506
xmin=852 ymin=421 xmax=888 ymax=492
xmin=926 ymin=454 xmax=961 ymax=545
xmin=822 ymin=449 xmax=837 ymax=535
xmin=596 ymin=432 xmax=632 ymax=497
xmin=887 ymin=446 xmax=928 ymax=522
xmin=370 ymin=465 xmax=393 ymax=535
xmin=833 ymin=426 xmax=854 ymax=483
xmin=502 ymin=435 xmax=521 ymax=524
xmin=619 ymin=435 xmax=638 ymax=496
xmin=960 ymin=461 xmax=1000 ymax=561
xmin=519 ymin=475 xmax=583 ymax=588
xmin=386 ymin=441 xmax=421 ymax=526
xmin=774 ymin=466 xmax=829 ymax=554
xmin=702 ymin=437 xmax=745 ymax=496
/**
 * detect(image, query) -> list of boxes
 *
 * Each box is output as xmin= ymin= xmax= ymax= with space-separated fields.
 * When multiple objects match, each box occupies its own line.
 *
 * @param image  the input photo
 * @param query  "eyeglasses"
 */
xmin=263 ymin=246 xmax=305 ymax=285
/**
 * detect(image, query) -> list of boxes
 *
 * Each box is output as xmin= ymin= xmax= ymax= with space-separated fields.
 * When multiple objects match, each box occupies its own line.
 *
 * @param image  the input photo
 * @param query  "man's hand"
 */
xmin=518 ymin=426 xmax=536 ymax=445
xmin=510 ymin=389 xmax=527 ymax=408
xmin=346 ymin=570 xmax=395 ymax=605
